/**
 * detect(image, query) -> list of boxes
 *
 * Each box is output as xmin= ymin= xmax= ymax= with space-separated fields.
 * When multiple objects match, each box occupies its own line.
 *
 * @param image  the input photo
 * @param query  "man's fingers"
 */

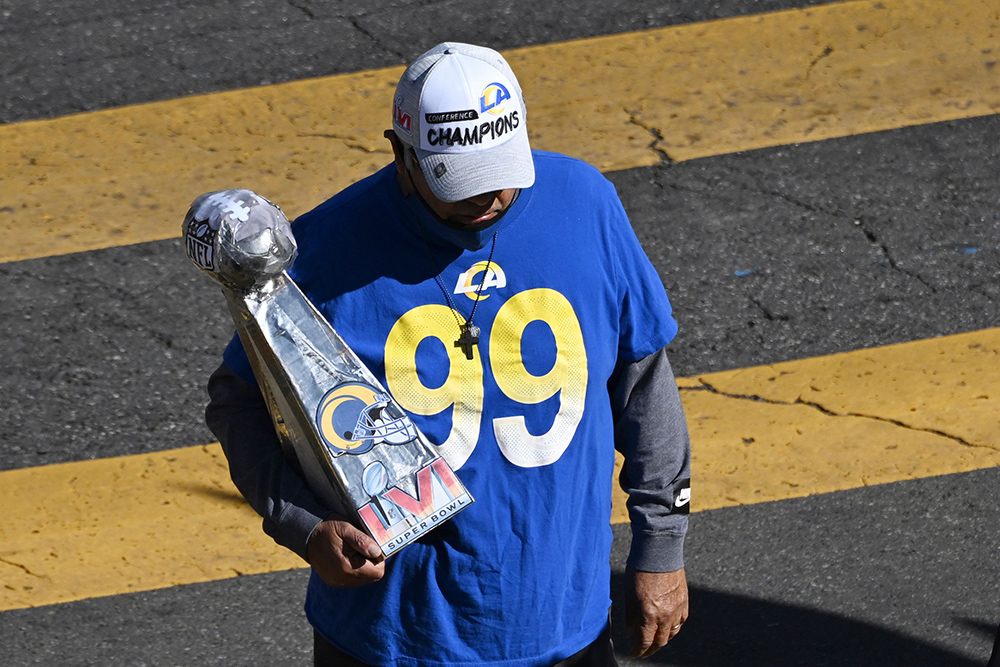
xmin=626 ymin=568 xmax=690 ymax=658
xmin=320 ymin=558 xmax=384 ymax=587
xmin=644 ymin=621 xmax=675 ymax=658
xmin=307 ymin=518 xmax=387 ymax=588
xmin=343 ymin=557 xmax=385 ymax=584
xmin=632 ymin=617 xmax=684 ymax=659
xmin=335 ymin=522 xmax=385 ymax=562
xmin=628 ymin=619 xmax=656 ymax=659
xmin=631 ymin=620 xmax=665 ymax=659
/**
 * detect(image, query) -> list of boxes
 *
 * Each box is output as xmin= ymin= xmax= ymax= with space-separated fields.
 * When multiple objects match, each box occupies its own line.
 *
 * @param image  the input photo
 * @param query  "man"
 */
xmin=206 ymin=42 xmax=691 ymax=666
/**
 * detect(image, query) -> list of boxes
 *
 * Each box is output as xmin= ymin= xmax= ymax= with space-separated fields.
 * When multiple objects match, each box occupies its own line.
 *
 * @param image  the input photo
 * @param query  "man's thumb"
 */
xmin=338 ymin=523 xmax=383 ymax=560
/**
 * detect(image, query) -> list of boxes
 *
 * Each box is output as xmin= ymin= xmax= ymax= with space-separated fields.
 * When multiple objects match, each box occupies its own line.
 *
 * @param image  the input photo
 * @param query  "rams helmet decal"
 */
xmin=316 ymin=382 xmax=418 ymax=455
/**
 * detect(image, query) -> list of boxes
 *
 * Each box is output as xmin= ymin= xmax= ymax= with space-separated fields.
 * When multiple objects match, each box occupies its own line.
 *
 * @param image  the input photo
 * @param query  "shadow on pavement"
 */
xmin=609 ymin=574 xmax=981 ymax=666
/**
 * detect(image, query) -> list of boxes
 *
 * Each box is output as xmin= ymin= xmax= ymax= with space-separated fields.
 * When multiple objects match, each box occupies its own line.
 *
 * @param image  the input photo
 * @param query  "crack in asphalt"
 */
xmin=296 ymin=133 xmax=383 ymax=153
xmin=734 ymin=179 xmax=834 ymax=217
xmin=682 ymin=377 xmax=987 ymax=450
xmin=750 ymin=297 xmax=790 ymax=322
xmin=852 ymin=216 xmax=937 ymax=292
xmin=0 ymin=556 xmax=48 ymax=580
xmin=856 ymin=22 xmax=905 ymax=53
xmin=347 ymin=15 xmax=409 ymax=62
xmin=626 ymin=112 xmax=677 ymax=165
xmin=714 ymin=178 xmax=945 ymax=293
xmin=641 ymin=171 xmax=912 ymax=296
xmin=968 ymin=283 xmax=997 ymax=302
xmin=286 ymin=0 xmax=317 ymax=20
xmin=345 ymin=0 xmax=456 ymax=21
xmin=805 ymin=45 xmax=835 ymax=79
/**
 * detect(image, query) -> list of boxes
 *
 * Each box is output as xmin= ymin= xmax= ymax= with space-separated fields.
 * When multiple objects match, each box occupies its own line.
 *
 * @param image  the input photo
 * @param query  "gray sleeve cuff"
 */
xmin=272 ymin=490 xmax=327 ymax=562
xmin=611 ymin=347 xmax=692 ymax=572
xmin=627 ymin=520 xmax=688 ymax=572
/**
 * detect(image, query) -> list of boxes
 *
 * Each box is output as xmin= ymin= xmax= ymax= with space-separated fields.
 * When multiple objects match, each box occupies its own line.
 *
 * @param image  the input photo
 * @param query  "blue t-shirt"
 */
xmin=224 ymin=151 xmax=677 ymax=666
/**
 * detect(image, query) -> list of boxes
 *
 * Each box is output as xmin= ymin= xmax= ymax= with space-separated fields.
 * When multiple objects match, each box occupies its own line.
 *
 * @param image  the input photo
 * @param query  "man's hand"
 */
xmin=625 ymin=567 xmax=689 ymax=658
xmin=306 ymin=516 xmax=386 ymax=587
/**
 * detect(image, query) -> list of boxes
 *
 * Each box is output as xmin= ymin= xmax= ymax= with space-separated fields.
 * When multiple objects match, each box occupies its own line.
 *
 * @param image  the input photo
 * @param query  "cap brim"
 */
xmin=415 ymin=129 xmax=535 ymax=202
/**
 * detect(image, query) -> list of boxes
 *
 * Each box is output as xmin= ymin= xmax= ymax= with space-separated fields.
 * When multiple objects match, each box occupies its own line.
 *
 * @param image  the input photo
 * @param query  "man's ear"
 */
xmin=382 ymin=130 xmax=406 ymax=176
xmin=384 ymin=129 xmax=414 ymax=196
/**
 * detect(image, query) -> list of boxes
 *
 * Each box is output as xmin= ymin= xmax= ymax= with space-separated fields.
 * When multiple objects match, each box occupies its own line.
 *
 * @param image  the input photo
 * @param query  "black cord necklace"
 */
xmin=416 ymin=223 xmax=499 ymax=360
xmin=402 ymin=162 xmax=509 ymax=360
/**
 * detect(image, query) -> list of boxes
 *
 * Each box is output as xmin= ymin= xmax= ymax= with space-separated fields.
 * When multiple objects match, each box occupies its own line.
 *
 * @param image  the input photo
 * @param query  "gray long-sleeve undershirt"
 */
xmin=205 ymin=346 xmax=691 ymax=570
xmin=610 ymin=349 xmax=691 ymax=572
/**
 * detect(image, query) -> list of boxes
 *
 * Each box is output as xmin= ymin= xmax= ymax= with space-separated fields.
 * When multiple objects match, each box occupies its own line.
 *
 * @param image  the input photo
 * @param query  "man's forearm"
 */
xmin=611 ymin=347 xmax=692 ymax=573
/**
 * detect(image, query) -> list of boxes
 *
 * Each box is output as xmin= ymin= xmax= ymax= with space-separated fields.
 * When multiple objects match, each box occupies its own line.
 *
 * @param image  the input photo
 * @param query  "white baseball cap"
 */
xmin=391 ymin=42 xmax=535 ymax=202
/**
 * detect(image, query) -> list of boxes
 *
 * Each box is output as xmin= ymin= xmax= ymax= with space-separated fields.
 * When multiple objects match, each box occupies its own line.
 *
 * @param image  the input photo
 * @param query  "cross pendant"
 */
xmin=454 ymin=324 xmax=480 ymax=360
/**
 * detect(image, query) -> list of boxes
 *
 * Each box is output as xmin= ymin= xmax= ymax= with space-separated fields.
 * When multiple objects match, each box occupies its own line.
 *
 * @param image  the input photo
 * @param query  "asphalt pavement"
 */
xmin=1 ymin=0 xmax=998 ymax=665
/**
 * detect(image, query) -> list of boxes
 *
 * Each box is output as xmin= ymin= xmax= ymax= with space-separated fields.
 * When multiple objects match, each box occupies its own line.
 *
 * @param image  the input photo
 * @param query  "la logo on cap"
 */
xmin=419 ymin=54 xmax=523 ymax=154
xmin=480 ymin=83 xmax=511 ymax=115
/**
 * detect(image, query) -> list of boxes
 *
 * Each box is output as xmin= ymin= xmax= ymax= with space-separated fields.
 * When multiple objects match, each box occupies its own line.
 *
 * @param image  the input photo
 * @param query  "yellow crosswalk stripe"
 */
xmin=2 ymin=328 xmax=998 ymax=611
xmin=1 ymin=0 xmax=998 ymax=264
xmin=0 ymin=445 xmax=301 ymax=611
xmin=679 ymin=328 xmax=1000 ymax=507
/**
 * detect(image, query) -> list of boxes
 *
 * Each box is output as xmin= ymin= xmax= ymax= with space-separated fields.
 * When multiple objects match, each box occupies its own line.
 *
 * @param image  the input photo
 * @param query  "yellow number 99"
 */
xmin=384 ymin=289 xmax=588 ymax=469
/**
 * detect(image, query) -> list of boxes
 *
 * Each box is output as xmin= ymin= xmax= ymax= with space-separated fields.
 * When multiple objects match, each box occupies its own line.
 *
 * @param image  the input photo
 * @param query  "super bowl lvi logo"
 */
xmin=316 ymin=382 xmax=418 ymax=455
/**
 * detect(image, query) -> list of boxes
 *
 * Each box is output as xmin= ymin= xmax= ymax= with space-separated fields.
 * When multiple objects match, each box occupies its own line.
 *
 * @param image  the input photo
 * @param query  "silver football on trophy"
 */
xmin=182 ymin=189 xmax=298 ymax=290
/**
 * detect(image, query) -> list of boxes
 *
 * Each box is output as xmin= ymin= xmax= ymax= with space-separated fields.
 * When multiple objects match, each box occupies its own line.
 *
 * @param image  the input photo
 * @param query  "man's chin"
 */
xmin=443 ymin=212 xmax=500 ymax=231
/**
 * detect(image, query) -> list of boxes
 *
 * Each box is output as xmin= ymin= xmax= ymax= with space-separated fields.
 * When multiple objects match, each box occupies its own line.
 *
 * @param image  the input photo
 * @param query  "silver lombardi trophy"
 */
xmin=183 ymin=189 xmax=473 ymax=557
